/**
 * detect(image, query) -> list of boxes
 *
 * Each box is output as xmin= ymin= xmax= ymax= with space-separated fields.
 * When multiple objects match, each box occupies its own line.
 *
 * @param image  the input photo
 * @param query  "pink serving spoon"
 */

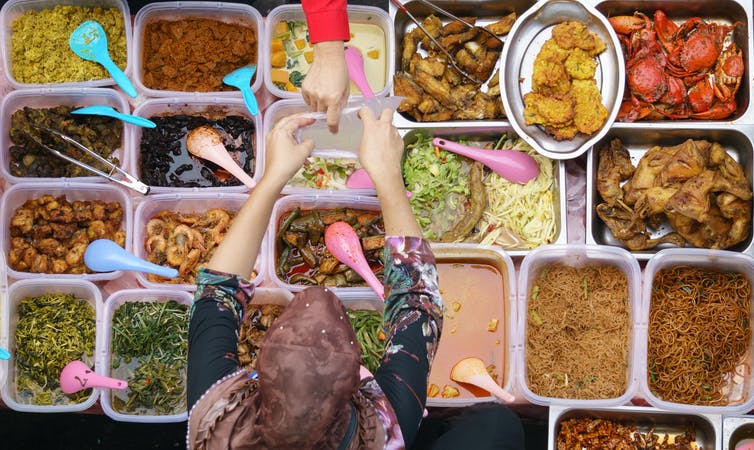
xmin=186 ymin=126 xmax=256 ymax=189
xmin=59 ymin=360 xmax=128 ymax=394
xmin=432 ymin=138 xmax=540 ymax=184
xmin=343 ymin=47 xmax=411 ymax=196
xmin=325 ymin=221 xmax=384 ymax=300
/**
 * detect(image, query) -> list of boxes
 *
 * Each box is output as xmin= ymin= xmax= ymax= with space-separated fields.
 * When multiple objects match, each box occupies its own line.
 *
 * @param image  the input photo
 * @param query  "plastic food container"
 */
xmin=0 ymin=252 xmax=7 ymax=391
xmin=400 ymin=127 xmax=567 ymax=255
xmin=129 ymin=96 xmax=263 ymax=194
xmin=0 ymin=181 xmax=133 ymax=281
xmin=586 ymin=125 xmax=754 ymax=260
xmin=427 ymin=243 xmax=516 ymax=407
xmin=1 ymin=278 xmax=101 ymax=413
xmin=0 ymin=0 xmax=132 ymax=90
xmin=548 ymin=405 xmax=721 ymax=450
xmin=132 ymin=192 xmax=264 ymax=291
xmin=267 ymin=193 xmax=382 ymax=297
xmin=0 ymin=87 xmax=133 ymax=186
xmin=264 ymin=4 xmax=393 ymax=99
xmin=517 ymin=244 xmax=642 ymax=407
xmin=99 ymin=288 xmax=193 ymax=423
xmin=132 ymin=1 xmax=263 ymax=97
xmin=594 ymin=0 xmax=750 ymax=123
xmin=640 ymin=248 xmax=754 ymax=415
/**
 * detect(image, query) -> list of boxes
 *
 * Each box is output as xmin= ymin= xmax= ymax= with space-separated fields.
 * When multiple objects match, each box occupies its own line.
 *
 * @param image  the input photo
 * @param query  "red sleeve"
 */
xmin=301 ymin=0 xmax=350 ymax=43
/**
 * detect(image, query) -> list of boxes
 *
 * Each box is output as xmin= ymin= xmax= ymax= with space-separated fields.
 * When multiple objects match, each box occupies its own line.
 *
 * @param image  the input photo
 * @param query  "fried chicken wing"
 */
xmin=623 ymin=144 xmax=677 ymax=205
xmin=393 ymin=72 xmax=423 ymax=111
xmin=597 ymin=138 xmax=634 ymax=205
xmin=658 ymin=139 xmax=711 ymax=185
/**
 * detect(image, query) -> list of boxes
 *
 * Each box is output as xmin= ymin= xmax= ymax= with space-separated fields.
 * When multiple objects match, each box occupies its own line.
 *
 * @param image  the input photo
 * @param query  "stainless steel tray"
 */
xmin=401 ymin=126 xmax=567 ymax=256
xmin=389 ymin=0 xmax=538 ymax=129
xmin=585 ymin=124 xmax=754 ymax=260
xmin=501 ymin=0 xmax=625 ymax=160
xmin=548 ymin=405 xmax=723 ymax=450
xmin=593 ymin=0 xmax=752 ymax=124
xmin=723 ymin=415 xmax=754 ymax=450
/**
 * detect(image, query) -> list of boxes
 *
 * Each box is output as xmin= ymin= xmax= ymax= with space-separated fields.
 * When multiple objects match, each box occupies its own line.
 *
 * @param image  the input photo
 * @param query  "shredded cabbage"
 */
xmin=402 ymin=134 xmax=471 ymax=240
xmin=402 ymin=132 xmax=558 ymax=248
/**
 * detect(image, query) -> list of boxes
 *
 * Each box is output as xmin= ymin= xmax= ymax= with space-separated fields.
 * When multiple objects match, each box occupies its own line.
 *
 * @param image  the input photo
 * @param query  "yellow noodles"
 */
xmin=649 ymin=266 xmax=751 ymax=405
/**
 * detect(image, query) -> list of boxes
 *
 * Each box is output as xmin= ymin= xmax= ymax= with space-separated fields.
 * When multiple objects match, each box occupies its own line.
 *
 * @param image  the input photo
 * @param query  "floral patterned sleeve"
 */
xmin=382 ymin=236 xmax=443 ymax=329
xmin=190 ymin=267 xmax=256 ymax=325
xmin=371 ymin=236 xmax=443 ymax=447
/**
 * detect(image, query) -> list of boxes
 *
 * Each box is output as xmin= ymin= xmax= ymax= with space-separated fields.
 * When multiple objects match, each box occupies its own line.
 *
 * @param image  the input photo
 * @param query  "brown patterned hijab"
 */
xmin=188 ymin=286 xmax=380 ymax=450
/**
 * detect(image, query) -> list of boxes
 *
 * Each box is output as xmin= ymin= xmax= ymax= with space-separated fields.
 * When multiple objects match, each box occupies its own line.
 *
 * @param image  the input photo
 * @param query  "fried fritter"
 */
xmin=551 ymin=20 xmax=606 ymax=56
xmin=571 ymin=79 xmax=608 ymax=135
xmin=523 ymin=92 xmax=574 ymax=126
xmin=565 ymin=48 xmax=597 ymax=80
xmin=525 ymin=20 xmax=607 ymax=140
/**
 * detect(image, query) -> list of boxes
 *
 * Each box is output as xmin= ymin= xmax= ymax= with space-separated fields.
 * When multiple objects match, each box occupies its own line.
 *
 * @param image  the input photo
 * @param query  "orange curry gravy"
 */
xmin=429 ymin=261 xmax=509 ymax=400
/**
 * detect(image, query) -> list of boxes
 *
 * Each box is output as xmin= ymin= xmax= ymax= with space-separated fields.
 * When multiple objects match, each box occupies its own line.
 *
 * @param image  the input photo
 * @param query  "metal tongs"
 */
xmin=389 ymin=0 xmax=505 ymax=86
xmin=24 ymin=125 xmax=150 ymax=194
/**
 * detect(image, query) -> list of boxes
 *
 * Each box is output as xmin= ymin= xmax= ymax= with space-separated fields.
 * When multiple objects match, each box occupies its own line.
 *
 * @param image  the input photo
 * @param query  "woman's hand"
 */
xmin=301 ymin=41 xmax=349 ymax=134
xmin=262 ymin=114 xmax=316 ymax=191
xmin=357 ymin=107 xmax=404 ymax=187
xmin=358 ymin=107 xmax=422 ymax=237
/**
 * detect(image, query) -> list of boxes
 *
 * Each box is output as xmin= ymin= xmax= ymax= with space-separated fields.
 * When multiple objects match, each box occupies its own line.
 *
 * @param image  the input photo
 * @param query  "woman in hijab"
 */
xmin=186 ymin=108 xmax=443 ymax=449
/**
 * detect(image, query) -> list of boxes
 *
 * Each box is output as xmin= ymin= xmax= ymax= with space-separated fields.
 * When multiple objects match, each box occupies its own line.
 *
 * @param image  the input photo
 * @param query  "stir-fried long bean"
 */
xmin=111 ymin=300 xmax=189 ymax=415
xmin=348 ymin=309 xmax=385 ymax=373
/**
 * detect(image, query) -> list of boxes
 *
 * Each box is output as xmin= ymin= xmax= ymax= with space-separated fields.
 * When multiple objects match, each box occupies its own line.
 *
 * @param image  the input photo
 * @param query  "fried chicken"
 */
xmin=596 ymin=138 xmax=753 ymax=251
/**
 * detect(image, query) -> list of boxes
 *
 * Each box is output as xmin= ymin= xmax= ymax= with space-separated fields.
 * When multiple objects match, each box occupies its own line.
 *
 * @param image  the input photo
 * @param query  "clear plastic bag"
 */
xmin=295 ymin=96 xmax=404 ymax=153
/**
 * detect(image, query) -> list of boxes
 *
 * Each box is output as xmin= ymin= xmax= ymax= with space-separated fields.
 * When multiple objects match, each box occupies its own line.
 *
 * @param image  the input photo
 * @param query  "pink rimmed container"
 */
xmin=0 ymin=181 xmax=133 ymax=281
xmin=132 ymin=192 xmax=265 ymax=291
xmin=1 ymin=278 xmax=101 ymax=412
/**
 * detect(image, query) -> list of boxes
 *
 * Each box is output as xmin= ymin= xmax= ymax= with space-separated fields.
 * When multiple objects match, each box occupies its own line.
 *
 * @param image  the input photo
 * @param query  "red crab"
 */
xmin=654 ymin=10 xmax=742 ymax=80
xmin=612 ymin=13 xmax=669 ymax=103
xmin=609 ymin=10 xmax=743 ymax=121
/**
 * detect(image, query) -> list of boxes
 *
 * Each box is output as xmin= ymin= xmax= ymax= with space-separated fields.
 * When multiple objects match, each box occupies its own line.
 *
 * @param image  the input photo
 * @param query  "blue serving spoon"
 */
xmin=84 ymin=239 xmax=178 ymax=278
xmin=69 ymin=20 xmax=137 ymax=98
xmin=72 ymin=105 xmax=156 ymax=128
xmin=0 ymin=347 xmax=10 ymax=360
xmin=223 ymin=65 xmax=259 ymax=116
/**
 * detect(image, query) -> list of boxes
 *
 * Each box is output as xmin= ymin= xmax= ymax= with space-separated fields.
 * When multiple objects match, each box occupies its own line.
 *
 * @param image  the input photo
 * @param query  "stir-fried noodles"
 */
xmin=649 ymin=266 xmax=751 ymax=405
xmin=526 ymin=263 xmax=630 ymax=399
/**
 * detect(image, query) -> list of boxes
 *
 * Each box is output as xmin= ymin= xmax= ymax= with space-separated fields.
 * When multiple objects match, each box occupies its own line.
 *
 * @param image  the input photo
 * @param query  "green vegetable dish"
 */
xmin=402 ymin=132 xmax=557 ymax=248
xmin=402 ymin=133 xmax=473 ymax=241
xmin=111 ymin=300 xmax=189 ymax=415
xmin=14 ymin=293 xmax=96 ymax=405
xmin=347 ymin=309 xmax=385 ymax=373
